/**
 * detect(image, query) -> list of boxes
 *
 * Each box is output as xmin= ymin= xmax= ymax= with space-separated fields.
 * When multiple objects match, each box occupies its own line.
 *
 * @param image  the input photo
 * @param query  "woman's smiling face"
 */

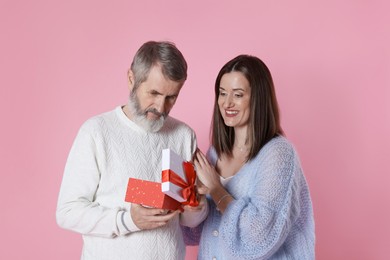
xmin=218 ymin=71 xmax=251 ymax=130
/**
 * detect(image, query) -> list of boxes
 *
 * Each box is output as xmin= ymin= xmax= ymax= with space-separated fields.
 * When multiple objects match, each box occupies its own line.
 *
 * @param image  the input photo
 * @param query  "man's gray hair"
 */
xmin=130 ymin=41 xmax=188 ymax=90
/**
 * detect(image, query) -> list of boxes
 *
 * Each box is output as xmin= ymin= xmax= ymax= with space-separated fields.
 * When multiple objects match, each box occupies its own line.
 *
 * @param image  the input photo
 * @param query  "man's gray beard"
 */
xmin=127 ymin=92 xmax=166 ymax=133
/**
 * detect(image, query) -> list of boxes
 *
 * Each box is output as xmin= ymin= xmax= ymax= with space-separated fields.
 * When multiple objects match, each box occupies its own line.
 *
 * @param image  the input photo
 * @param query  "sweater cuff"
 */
xmin=180 ymin=198 xmax=209 ymax=227
xmin=117 ymin=208 xmax=141 ymax=234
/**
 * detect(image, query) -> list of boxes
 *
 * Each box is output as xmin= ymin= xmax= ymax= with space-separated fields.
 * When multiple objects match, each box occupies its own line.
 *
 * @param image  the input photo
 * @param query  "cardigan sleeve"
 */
xmin=181 ymin=221 xmax=205 ymax=246
xmin=180 ymin=203 xmax=208 ymax=246
xmin=56 ymin=119 xmax=138 ymax=238
xmin=218 ymin=140 xmax=302 ymax=259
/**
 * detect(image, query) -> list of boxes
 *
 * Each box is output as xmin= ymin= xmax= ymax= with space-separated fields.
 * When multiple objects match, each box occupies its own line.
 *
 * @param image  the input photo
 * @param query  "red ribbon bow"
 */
xmin=162 ymin=162 xmax=199 ymax=207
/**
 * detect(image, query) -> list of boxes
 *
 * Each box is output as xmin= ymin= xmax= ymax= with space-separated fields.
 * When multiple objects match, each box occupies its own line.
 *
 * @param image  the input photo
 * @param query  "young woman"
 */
xmin=183 ymin=55 xmax=315 ymax=259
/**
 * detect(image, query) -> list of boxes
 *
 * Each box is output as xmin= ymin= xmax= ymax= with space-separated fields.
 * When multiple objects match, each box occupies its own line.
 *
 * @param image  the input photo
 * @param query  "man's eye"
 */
xmin=165 ymin=96 xmax=177 ymax=102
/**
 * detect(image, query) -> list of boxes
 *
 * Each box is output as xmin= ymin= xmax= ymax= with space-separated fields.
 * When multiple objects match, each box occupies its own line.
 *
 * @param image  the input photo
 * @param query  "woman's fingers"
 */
xmin=195 ymin=149 xmax=208 ymax=166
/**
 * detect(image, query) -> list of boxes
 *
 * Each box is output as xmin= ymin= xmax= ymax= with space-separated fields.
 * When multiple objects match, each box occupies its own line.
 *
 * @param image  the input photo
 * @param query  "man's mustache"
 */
xmin=145 ymin=108 xmax=167 ymax=118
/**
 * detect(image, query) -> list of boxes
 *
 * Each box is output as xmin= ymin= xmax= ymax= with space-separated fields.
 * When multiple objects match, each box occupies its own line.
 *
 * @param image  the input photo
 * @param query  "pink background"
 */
xmin=1 ymin=1 xmax=389 ymax=259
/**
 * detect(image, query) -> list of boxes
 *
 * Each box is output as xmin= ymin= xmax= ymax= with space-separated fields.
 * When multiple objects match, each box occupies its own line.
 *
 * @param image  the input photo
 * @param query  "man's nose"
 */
xmin=155 ymin=97 xmax=166 ymax=114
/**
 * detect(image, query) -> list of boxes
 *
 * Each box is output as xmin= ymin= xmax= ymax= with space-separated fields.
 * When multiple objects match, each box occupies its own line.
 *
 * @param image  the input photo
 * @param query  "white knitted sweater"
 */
xmin=56 ymin=106 xmax=206 ymax=260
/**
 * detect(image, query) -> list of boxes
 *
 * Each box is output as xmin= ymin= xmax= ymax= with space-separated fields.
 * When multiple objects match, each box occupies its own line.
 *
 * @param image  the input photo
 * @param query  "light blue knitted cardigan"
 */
xmin=182 ymin=136 xmax=315 ymax=259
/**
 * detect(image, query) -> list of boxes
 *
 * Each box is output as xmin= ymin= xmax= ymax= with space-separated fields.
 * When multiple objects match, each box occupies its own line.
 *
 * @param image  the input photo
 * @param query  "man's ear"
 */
xmin=127 ymin=69 xmax=135 ymax=92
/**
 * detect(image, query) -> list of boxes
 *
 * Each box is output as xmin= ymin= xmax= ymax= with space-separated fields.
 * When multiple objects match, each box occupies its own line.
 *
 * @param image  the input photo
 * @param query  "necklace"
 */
xmin=234 ymin=145 xmax=249 ymax=153
xmin=237 ymin=146 xmax=246 ymax=152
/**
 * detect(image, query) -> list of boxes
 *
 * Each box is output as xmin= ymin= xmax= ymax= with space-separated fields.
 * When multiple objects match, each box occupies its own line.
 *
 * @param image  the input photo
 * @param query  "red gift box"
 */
xmin=125 ymin=178 xmax=182 ymax=211
xmin=161 ymin=149 xmax=199 ymax=207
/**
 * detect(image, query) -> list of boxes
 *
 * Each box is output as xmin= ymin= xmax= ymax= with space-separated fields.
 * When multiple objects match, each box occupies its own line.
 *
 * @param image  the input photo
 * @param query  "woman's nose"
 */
xmin=223 ymin=94 xmax=234 ymax=108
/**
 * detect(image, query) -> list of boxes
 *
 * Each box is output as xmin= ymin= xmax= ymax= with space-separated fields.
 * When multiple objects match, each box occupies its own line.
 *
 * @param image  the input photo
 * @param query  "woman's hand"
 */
xmin=193 ymin=149 xmax=234 ymax=214
xmin=193 ymin=149 xmax=222 ymax=193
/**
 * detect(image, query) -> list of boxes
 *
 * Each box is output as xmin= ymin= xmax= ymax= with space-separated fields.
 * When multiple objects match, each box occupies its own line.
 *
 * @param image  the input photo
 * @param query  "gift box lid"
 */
xmin=161 ymin=149 xmax=198 ymax=207
xmin=162 ymin=148 xmax=187 ymax=183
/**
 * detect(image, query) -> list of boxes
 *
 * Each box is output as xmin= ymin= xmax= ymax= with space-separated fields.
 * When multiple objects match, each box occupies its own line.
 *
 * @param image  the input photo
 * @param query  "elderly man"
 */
xmin=56 ymin=41 xmax=207 ymax=260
